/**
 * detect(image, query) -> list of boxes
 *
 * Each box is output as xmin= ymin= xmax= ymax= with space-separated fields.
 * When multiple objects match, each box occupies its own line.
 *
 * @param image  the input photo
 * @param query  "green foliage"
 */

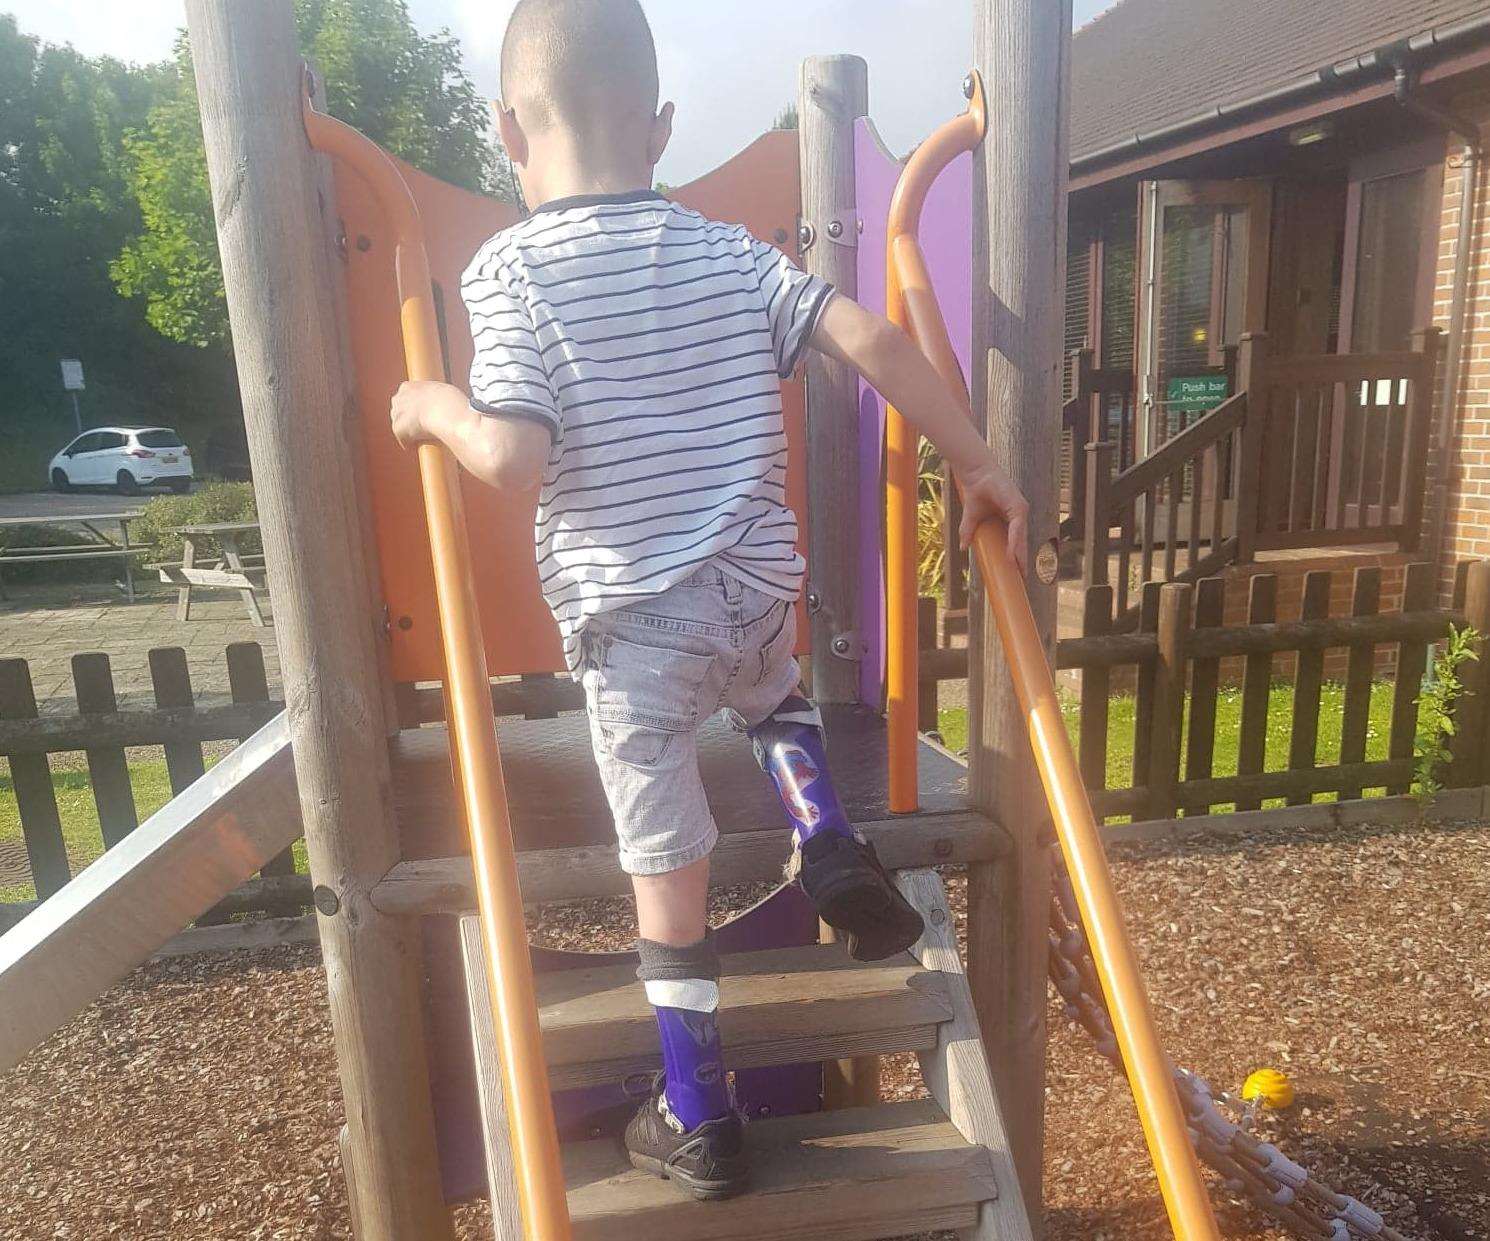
xmin=129 ymin=480 xmax=258 ymax=565
xmin=112 ymin=0 xmax=498 ymax=348
xmin=917 ymin=440 xmax=949 ymax=598
xmin=0 ymin=523 xmax=121 ymax=584
xmin=109 ymin=39 xmax=224 ymax=348
xmin=772 ymin=102 xmax=799 ymax=131
xmin=1414 ymin=624 xmax=1481 ymax=801
xmin=0 ymin=16 xmax=238 ymax=488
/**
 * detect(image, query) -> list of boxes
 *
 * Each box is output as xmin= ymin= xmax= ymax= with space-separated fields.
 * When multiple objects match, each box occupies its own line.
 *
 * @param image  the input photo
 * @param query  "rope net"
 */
xmin=1047 ymin=866 xmax=1407 ymax=1240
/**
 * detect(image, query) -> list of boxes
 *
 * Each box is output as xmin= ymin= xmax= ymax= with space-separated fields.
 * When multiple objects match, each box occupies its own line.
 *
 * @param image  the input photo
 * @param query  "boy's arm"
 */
xmin=390 ymin=379 xmax=550 ymax=492
xmin=810 ymin=295 xmax=1030 ymax=575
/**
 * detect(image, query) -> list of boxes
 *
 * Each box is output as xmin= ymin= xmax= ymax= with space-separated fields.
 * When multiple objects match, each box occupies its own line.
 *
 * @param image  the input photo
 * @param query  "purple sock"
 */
xmin=645 ymin=982 xmax=730 ymax=1131
xmin=749 ymin=695 xmax=853 ymax=846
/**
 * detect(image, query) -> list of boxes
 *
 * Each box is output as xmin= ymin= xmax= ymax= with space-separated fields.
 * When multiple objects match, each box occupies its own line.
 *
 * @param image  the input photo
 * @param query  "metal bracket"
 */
xmin=798 ymin=210 xmax=861 ymax=254
xmin=823 ymin=209 xmax=861 ymax=249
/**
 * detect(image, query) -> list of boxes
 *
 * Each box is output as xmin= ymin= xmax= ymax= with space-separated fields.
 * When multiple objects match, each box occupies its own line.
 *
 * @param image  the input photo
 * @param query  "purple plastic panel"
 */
xmin=854 ymin=120 xmax=975 ymax=707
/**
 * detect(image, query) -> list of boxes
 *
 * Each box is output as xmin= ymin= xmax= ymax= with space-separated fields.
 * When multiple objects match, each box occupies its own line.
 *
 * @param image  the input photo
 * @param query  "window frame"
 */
xmin=1337 ymin=136 xmax=1446 ymax=355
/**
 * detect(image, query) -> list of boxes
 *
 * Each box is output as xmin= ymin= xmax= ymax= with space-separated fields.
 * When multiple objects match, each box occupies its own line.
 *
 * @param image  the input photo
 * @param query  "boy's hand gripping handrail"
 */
xmin=303 ymin=82 xmax=573 ymax=1241
xmin=884 ymin=73 xmax=1221 ymax=1241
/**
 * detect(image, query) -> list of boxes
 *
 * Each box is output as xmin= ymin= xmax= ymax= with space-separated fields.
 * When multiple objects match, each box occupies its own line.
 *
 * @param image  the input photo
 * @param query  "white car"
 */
xmin=49 ymin=426 xmax=194 ymax=495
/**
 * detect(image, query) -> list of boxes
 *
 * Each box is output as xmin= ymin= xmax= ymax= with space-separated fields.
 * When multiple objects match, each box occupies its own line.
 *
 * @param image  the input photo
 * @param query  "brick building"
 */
xmin=1064 ymin=0 xmax=1490 ymax=639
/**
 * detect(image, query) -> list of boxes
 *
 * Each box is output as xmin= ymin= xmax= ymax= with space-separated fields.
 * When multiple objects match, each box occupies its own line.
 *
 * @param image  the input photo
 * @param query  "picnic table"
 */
xmin=155 ymin=522 xmax=269 ymax=627
xmin=0 ymin=512 xmax=146 ymax=602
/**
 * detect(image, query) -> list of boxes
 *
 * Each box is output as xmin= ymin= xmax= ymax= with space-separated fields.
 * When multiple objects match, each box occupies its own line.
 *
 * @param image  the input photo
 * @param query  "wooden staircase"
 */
xmin=458 ymin=867 xmax=1035 ymax=1241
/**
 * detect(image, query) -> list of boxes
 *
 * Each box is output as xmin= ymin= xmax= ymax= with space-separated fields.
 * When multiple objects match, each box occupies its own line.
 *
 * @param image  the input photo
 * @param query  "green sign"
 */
xmin=1166 ymin=374 xmax=1229 ymax=413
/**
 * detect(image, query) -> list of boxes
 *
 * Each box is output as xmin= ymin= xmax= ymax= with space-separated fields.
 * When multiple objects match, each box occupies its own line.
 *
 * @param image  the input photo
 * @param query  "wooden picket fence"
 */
xmin=0 ymin=642 xmax=306 ymax=935
xmin=922 ymin=559 xmax=1490 ymax=825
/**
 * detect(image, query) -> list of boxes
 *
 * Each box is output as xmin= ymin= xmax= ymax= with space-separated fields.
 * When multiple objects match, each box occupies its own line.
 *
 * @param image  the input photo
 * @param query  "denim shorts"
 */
xmin=578 ymin=565 xmax=802 ymax=875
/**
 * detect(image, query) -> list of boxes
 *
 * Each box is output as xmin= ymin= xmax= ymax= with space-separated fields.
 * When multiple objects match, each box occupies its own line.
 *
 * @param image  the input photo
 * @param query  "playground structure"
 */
xmin=0 ymin=2 xmax=1434 ymax=1239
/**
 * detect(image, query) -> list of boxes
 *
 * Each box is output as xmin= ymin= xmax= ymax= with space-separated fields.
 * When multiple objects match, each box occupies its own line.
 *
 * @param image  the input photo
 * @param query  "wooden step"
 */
xmin=378 ymin=811 xmax=1004 ymax=912
xmin=529 ymin=939 xmax=954 ymax=1091
xmin=564 ymin=1099 xmax=997 ymax=1241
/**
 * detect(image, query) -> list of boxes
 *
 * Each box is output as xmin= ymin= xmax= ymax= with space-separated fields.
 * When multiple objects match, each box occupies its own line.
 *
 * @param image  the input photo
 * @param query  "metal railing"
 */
xmin=882 ymin=72 xmax=1221 ymax=1240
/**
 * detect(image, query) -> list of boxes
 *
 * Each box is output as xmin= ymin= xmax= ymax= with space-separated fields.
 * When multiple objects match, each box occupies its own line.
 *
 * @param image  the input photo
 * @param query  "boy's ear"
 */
xmin=494 ymin=100 xmax=529 ymax=167
xmin=647 ymin=101 xmax=675 ymax=168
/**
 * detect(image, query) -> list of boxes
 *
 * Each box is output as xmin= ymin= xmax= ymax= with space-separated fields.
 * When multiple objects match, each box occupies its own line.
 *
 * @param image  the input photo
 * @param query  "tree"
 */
xmin=772 ymin=102 xmax=799 ymax=130
xmin=0 ymin=15 xmax=236 ymax=477
xmin=113 ymin=0 xmax=498 ymax=349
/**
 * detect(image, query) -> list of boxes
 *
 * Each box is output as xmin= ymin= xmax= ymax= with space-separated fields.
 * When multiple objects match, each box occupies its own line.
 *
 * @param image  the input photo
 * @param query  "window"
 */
xmin=136 ymin=430 xmax=184 ymax=448
xmin=97 ymin=432 xmax=128 ymax=450
xmin=1339 ymin=138 xmax=1444 ymax=355
xmin=1349 ymin=169 xmax=1430 ymax=353
xmin=69 ymin=433 xmax=104 ymax=454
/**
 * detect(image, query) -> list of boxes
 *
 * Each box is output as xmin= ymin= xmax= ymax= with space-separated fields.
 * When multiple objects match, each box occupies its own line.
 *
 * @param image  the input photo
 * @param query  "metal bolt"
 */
xmin=355 ymin=234 xmax=372 ymax=252
xmin=397 ymin=615 xmax=413 ymax=631
xmin=313 ymin=885 xmax=340 ymax=917
xmin=798 ymin=222 xmax=816 ymax=250
xmin=933 ymin=838 xmax=953 ymax=860
xmin=827 ymin=219 xmax=844 ymax=240
xmin=963 ymin=73 xmax=975 ymax=100
xmin=930 ymin=907 xmax=947 ymax=926
xmin=832 ymin=635 xmax=852 ymax=656
xmin=806 ymin=590 xmax=823 ymax=614
xmin=774 ymin=227 xmax=789 ymax=245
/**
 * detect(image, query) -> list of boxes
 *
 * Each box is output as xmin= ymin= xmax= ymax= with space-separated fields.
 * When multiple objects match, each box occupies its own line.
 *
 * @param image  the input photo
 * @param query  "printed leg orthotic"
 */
xmin=749 ymin=693 xmax=925 ymax=962
xmin=748 ymin=694 xmax=855 ymax=848
xmin=636 ymin=934 xmax=731 ymax=1130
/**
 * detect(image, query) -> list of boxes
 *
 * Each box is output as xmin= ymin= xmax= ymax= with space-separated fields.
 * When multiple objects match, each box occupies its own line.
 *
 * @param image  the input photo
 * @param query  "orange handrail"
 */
xmin=884 ymin=74 xmax=1220 ymax=1240
xmin=303 ymin=86 xmax=572 ymax=1241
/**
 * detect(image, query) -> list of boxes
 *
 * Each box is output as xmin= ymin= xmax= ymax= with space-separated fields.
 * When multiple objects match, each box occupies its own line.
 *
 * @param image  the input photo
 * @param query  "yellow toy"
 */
xmin=1243 ymin=1068 xmax=1297 ymax=1110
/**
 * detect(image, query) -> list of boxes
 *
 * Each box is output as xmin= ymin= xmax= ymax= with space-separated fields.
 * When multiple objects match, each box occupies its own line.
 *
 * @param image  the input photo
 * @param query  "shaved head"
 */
xmin=501 ymin=0 xmax=660 ymax=138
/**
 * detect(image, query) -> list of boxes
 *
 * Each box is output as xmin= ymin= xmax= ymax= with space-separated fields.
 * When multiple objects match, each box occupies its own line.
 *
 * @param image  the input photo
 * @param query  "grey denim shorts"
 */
xmin=578 ymin=565 xmax=802 ymax=875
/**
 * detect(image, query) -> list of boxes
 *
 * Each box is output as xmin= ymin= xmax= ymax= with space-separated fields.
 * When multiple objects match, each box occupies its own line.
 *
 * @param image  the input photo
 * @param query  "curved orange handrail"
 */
xmin=884 ymin=73 xmax=1220 ymax=1240
xmin=302 ymin=81 xmax=572 ymax=1241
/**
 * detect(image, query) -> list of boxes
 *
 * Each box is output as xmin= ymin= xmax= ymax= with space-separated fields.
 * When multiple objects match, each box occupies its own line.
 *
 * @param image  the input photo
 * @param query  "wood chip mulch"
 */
xmin=2 ymin=819 xmax=1487 ymax=1240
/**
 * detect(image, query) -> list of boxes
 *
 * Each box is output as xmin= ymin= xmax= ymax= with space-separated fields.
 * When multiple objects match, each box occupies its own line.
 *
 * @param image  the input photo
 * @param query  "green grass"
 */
xmin=0 ymin=757 xmax=177 ymax=903
xmin=0 ymin=752 xmax=308 ymax=903
xmin=937 ymin=678 xmax=1399 ymax=813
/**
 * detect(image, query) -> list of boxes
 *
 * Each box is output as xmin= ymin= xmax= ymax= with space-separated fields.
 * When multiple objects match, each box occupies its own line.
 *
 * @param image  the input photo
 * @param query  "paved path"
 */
xmin=0 ymin=583 xmax=279 ymax=713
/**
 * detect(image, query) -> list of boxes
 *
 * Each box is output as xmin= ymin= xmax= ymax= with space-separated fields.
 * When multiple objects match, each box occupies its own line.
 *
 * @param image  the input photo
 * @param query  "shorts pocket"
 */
xmin=754 ymin=601 xmax=797 ymax=687
xmin=590 ymin=633 xmax=715 ymax=767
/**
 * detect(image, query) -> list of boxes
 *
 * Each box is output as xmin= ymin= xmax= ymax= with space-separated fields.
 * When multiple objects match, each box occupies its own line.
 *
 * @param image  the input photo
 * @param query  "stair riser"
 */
xmin=550 ymin=1022 xmax=941 ymax=1092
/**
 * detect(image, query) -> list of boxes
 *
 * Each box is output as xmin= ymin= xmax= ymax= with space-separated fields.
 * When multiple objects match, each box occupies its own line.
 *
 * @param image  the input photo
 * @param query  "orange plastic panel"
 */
xmin=338 ymin=131 xmax=807 ymax=683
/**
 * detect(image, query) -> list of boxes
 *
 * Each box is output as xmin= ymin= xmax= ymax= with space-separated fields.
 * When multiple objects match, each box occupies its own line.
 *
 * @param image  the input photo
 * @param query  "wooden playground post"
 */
xmin=184 ymin=5 xmax=452 ymax=1239
xmin=968 ymin=0 xmax=1073 ymax=1220
xmin=799 ymin=53 xmax=881 ymax=1110
xmin=799 ymin=55 xmax=869 ymax=705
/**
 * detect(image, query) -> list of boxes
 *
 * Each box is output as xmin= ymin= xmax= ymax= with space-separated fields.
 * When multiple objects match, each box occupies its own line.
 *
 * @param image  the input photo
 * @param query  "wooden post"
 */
xmin=1147 ymin=583 xmax=1191 ymax=820
xmin=799 ymin=55 xmax=869 ymax=703
xmin=1233 ymin=332 xmax=1267 ymax=564
xmin=183 ymin=5 xmax=452 ymax=1238
xmin=917 ymin=596 xmax=940 ymax=733
xmin=1082 ymin=440 xmax=1113 ymax=588
xmin=968 ymin=0 xmax=1072 ymax=1219
xmin=1457 ymin=560 xmax=1490 ymax=787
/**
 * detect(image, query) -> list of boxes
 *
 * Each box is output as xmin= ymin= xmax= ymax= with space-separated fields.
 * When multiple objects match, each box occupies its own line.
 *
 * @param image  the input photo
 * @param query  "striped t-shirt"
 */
xmin=460 ymin=189 xmax=834 ymax=672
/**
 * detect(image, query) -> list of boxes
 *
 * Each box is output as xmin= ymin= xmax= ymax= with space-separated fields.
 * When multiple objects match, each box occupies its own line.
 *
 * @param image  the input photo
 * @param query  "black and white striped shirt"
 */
xmin=460 ymin=190 xmax=833 ymax=671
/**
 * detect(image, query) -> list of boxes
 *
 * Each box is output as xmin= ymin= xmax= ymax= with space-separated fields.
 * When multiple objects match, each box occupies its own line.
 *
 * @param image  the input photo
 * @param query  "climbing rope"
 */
xmin=1047 ymin=869 xmax=1408 ymax=1241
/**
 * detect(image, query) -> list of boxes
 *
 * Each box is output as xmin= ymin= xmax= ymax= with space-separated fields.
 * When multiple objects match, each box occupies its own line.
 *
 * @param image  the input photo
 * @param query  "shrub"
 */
xmin=1414 ymin=624 xmax=1481 ymax=802
xmin=0 ymin=524 xmax=120 ymax=584
xmin=130 ymin=481 xmax=259 ymax=565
